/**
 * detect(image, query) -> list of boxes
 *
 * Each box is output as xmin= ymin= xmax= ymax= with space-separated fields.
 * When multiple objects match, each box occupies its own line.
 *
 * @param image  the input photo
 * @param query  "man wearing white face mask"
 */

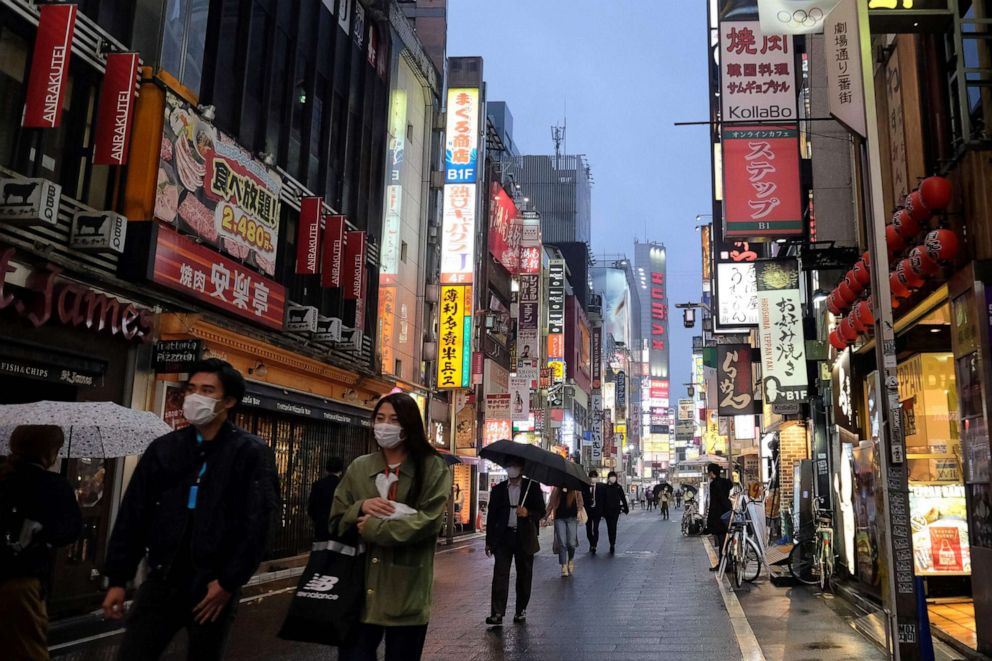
xmin=101 ymin=359 xmax=279 ymax=660
xmin=484 ymin=457 xmax=546 ymax=626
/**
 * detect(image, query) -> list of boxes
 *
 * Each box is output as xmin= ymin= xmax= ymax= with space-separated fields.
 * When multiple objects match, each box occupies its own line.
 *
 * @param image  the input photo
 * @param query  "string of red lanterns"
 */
xmin=827 ymin=176 xmax=958 ymax=351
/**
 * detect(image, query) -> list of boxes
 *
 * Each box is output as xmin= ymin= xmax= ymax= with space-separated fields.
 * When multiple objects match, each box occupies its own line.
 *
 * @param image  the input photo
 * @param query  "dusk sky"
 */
xmin=448 ymin=0 xmax=713 ymax=400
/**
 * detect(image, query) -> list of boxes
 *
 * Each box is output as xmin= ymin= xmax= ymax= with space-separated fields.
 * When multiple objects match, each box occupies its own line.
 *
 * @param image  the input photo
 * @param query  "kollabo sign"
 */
xmin=719 ymin=20 xmax=796 ymax=121
xmin=93 ymin=53 xmax=140 ymax=165
xmin=23 ymin=3 xmax=77 ymax=129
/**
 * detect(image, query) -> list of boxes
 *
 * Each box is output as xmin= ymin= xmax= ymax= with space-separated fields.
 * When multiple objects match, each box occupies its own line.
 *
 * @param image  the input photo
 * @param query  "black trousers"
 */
xmin=605 ymin=513 xmax=621 ymax=547
xmin=713 ymin=532 xmax=727 ymax=563
xmin=660 ymin=502 xmax=670 ymax=519
xmin=490 ymin=530 xmax=535 ymax=617
xmin=116 ymin=579 xmax=239 ymax=661
xmin=337 ymin=622 xmax=429 ymax=661
xmin=585 ymin=514 xmax=602 ymax=549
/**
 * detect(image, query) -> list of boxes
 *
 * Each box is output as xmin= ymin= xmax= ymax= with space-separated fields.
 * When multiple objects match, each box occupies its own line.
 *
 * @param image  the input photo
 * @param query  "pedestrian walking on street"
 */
xmin=544 ymin=486 xmax=584 ymax=576
xmin=603 ymin=472 xmax=629 ymax=554
xmin=330 ymin=393 xmax=451 ymax=661
xmin=307 ymin=456 xmax=344 ymax=542
xmin=584 ymin=470 xmax=606 ymax=553
xmin=0 ymin=425 xmax=82 ymax=659
xmin=485 ymin=457 xmax=546 ymax=626
xmin=705 ymin=463 xmax=734 ymax=571
xmin=659 ymin=489 xmax=671 ymax=520
xmin=102 ymin=359 xmax=280 ymax=660
xmin=674 ymin=488 xmax=683 ymax=509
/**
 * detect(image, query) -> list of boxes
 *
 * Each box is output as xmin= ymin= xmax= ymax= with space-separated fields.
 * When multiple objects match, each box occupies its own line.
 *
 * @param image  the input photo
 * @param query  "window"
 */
xmin=0 ymin=29 xmax=28 ymax=169
xmin=159 ymin=0 xmax=210 ymax=96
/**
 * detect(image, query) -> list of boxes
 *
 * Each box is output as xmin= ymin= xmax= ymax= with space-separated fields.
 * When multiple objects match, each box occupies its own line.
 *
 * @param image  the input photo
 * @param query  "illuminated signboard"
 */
xmin=444 ymin=88 xmax=479 ymax=183
xmin=437 ymin=285 xmax=473 ymax=389
xmin=440 ymin=86 xmax=480 ymax=289
xmin=716 ymin=262 xmax=759 ymax=327
xmin=756 ymin=260 xmax=808 ymax=407
xmin=647 ymin=246 xmax=668 ymax=378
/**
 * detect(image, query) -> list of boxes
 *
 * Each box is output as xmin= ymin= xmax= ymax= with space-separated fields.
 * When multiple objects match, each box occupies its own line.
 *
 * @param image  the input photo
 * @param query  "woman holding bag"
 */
xmin=544 ymin=486 xmax=585 ymax=577
xmin=330 ymin=393 xmax=452 ymax=661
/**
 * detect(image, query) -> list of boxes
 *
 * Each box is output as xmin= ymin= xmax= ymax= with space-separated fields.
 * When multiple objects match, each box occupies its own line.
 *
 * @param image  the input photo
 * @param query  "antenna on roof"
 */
xmin=551 ymin=122 xmax=565 ymax=169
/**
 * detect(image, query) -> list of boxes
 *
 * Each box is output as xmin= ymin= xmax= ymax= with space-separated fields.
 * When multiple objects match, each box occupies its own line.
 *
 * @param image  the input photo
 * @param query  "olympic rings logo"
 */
xmin=776 ymin=7 xmax=825 ymax=27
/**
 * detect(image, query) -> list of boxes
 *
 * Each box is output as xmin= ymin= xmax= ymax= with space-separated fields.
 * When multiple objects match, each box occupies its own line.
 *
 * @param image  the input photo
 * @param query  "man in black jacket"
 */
xmin=706 ymin=462 xmax=734 ymax=571
xmin=485 ymin=458 xmax=546 ymax=626
xmin=102 ymin=359 xmax=279 ymax=660
xmin=307 ymin=456 xmax=343 ymax=541
xmin=584 ymin=470 xmax=606 ymax=553
xmin=603 ymin=471 xmax=629 ymax=554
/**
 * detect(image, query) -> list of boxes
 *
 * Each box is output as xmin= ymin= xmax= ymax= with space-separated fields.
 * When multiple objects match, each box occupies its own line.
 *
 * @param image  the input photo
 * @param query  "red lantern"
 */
xmin=840 ymin=316 xmax=859 ymax=341
xmin=862 ymin=251 xmax=871 ymax=267
xmin=905 ymin=191 xmax=932 ymax=223
xmin=829 ymin=329 xmax=847 ymax=351
xmin=849 ymin=309 xmax=866 ymax=334
xmin=920 ymin=176 xmax=952 ymax=211
xmin=852 ymin=260 xmax=871 ymax=287
xmin=886 ymin=225 xmax=906 ymax=257
xmin=856 ymin=299 xmax=876 ymax=327
xmin=836 ymin=281 xmax=857 ymax=305
xmin=892 ymin=209 xmax=921 ymax=240
xmin=924 ymin=229 xmax=960 ymax=262
xmin=844 ymin=270 xmax=865 ymax=295
xmin=909 ymin=245 xmax=939 ymax=276
xmin=892 ymin=297 xmax=902 ymax=310
xmin=890 ymin=271 xmax=911 ymax=299
xmin=897 ymin=259 xmax=925 ymax=288
xmin=826 ymin=292 xmax=842 ymax=316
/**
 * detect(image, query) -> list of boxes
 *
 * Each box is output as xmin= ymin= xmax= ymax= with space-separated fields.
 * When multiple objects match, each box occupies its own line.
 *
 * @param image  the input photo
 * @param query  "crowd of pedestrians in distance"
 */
xmin=0 ymin=358 xmax=732 ymax=661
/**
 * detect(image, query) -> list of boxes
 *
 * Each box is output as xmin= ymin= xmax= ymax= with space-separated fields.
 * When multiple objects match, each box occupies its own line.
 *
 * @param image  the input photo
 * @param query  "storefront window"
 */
xmin=0 ymin=29 xmax=28 ymax=169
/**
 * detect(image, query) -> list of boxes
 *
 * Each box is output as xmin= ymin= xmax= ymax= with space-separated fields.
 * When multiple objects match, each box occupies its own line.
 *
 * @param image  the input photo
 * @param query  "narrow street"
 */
xmin=52 ymin=510 xmax=884 ymax=661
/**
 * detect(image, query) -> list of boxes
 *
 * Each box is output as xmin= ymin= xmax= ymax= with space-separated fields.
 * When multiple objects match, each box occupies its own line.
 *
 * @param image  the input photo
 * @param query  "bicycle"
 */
xmin=720 ymin=489 xmax=764 ymax=588
xmin=788 ymin=496 xmax=835 ymax=589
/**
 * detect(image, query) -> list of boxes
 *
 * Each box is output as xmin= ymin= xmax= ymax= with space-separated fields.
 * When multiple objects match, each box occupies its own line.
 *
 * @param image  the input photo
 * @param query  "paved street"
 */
xmin=52 ymin=509 xmax=885 ymax=661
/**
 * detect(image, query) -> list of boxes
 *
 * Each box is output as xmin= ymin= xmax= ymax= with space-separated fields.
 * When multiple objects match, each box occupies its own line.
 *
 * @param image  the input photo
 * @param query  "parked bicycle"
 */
xmin=681 ymin=491 xmax=705 ymax=536
xmin=788 ymin=496 xmax=835 ymax=590
xmin=721 ymin=489 xmax=763 ymax=589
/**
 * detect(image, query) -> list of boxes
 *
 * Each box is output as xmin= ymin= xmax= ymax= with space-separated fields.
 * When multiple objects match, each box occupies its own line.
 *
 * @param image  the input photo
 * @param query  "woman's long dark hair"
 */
xmin=373 ymin=393 xmax=438 ymax=506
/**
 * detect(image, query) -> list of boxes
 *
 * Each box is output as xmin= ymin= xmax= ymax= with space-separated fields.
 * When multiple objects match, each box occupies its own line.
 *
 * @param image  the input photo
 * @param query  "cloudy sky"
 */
xmin=448 ymin=0 xmax=713 ymax=398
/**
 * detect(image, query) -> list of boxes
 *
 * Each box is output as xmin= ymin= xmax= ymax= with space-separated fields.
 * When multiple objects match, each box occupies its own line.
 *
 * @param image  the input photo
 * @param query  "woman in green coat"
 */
xmin=331 ymin=392 xmax=452 ymax=661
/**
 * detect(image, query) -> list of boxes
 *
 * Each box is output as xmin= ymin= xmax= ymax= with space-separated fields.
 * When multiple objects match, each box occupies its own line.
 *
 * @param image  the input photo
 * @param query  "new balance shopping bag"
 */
xmin=278 ymin=536 xmax=365 ymax=646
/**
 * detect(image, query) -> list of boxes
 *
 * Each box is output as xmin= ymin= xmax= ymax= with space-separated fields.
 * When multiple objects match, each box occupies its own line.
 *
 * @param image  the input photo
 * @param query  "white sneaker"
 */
xmin=568 ymin=560 xmax=575 ymax=574
xmin=561 ymin=564 xmax=569 ymax=577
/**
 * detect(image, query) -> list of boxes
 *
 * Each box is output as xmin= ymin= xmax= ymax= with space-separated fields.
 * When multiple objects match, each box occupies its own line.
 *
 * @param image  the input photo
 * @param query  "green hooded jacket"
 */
xmin=330 ymin=451 xmax=451 ymax=626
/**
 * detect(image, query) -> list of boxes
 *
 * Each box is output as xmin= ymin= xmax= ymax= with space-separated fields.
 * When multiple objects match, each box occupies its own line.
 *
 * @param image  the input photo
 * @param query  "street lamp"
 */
xmin=675 ymin=301 xmax=709 ymax=329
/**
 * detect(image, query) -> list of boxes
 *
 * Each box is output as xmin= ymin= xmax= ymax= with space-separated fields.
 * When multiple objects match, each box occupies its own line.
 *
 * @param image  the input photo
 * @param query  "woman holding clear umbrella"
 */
xmin=543 ymin=486 xmax=585 ymax=577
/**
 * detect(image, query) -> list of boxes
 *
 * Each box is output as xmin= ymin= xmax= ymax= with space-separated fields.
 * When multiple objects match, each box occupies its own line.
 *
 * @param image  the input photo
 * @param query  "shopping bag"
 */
xmin=278 ymin=533 xmax=365 ymax=646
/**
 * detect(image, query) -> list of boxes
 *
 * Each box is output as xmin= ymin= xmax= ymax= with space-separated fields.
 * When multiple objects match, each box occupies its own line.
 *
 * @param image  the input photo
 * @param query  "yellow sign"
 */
xmin=437 ymin=285 xmax=472 ymax=389
xmin=616 ymin=422 xmax=627 ymax=451
xmin=548 ymin=358 xmax=565 ymax=382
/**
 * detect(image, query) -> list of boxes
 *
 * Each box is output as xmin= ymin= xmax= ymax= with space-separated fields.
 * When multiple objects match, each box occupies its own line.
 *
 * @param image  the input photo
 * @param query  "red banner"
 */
xmin=295 ymin=197 xmax=322 ymax=275
xmin=320 ymin=215 xmax=346 ymax=288
xmin=151 ymin=224 xmax=286 ymax=330
xmin=343 ymin=230 xmax=366 ymax=301
xmin=723 ymin=125 xmax=802 ymax=238
xmin=23 ymin=3 xmax=77 ymax=128
xmin=92 ymin=52 xmax=139 ymax=165
xmin=488 ymin=184 xmax=520 ymax=272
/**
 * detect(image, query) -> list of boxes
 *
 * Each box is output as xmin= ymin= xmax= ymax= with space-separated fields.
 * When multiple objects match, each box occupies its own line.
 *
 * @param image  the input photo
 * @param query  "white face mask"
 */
xmin=506 ymin=466 xmax=522 ymax=479
xmin=183 ymin=393 xmax=222 ymax=427
xmin=608 ymin=477 xmax=617 ymax=485
xmin=374 ymin=423 xmax=404 ymax=449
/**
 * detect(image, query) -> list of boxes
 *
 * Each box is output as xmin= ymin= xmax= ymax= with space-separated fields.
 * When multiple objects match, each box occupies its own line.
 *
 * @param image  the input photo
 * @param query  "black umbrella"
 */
xmin=652 ymin=483 xmax=673 ymax=497
xmin=480 ymin=440 xmax=590 ymax=490
xmin=438 ymin=451 xmax=462 ymax=467
xmin=681 ymin=484 xmax=699 ymax=495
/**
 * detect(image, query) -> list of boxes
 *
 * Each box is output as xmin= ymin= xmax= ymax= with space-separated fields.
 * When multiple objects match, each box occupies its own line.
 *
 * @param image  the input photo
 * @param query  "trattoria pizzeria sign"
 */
xmin=0 ymin=245 xmax=154 ymax=342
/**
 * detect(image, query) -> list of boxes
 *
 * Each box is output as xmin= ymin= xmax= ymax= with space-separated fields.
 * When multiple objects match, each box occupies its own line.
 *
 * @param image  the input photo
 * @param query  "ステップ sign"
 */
xmin=150 ymin=224 xmax=286 ymax=330
xmin=723 ymin=126 xmax=802 ymax=238
xmin=154 ymin=92 xmax=283 ymax=276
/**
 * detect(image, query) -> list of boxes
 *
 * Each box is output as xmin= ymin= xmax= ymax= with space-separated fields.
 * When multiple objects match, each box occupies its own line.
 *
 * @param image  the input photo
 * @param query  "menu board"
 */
xmin=910 ymin=484 xmax=971 ymax=576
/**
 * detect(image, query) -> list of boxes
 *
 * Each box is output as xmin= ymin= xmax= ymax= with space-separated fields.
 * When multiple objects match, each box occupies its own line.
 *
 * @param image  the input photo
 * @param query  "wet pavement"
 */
xmin=51 ymin=508 xmax=890 ymax=660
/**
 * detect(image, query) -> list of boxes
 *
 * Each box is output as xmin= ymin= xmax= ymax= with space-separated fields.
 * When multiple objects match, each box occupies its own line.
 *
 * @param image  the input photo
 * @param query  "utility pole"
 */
xmin=856 ymin=2 xmax=921 ymax=658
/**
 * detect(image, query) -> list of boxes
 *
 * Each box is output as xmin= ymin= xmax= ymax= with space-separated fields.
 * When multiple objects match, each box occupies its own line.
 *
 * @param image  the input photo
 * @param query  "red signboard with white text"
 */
xmin=343 ymin=230 xmax=366 ymax=301
xmin=295 ymin=197 xmax=322 ymax=275
xmin=723 ymin=125 xmax=802 ymax=238
xmin=320 ymin=215 xmax=346 ymax=288
xmin=23 ymin=3 xmax=77 ymax=128
xmin=488 ymin=184 xmax=520 ymax=272
xmin=92 ymin=52 xmax=139 ymax=165
xmin=151 ymin=224 xmax=286 ymax=330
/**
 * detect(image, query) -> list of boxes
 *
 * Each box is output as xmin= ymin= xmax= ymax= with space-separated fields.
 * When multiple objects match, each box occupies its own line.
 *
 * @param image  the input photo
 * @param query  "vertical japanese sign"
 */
xmin=437 ymin=285 xmax=472 ymax=389
xmin=616 ymin=371 xmax=627 ymax=419
xmin=647 ymin=246 xmax=668 ymax=379
xmin=548 ymin=259 xmax=565 ymax=359
xmin=717 ymin=344 xmax=756 ymax=416
xmin=716 ymin=262 xmax=759 ymax=326
xmin=440 ymin=184 xmax=476 ymax=283
xmin=591 ymin=392 xmax=603 ymax=461
xmin=23 ymin=3 xmax=77 ymax=128
xmin=825 ymin=0 xmax=867 ymax=137
xmin=380 ymin=89 xmax=407 ymax=283
xmin=295 ymin=197 xmax=322 ymax=275
xmin=444 ymin=88 xmax=479 ymax=183
xmin=723 ymin=126 xmax=802 ymax=238
xmin=756 ymin=260 xmax=808 ymax=409
xmin=343 ymin=231 xmax=366 ymax=301
xmin=591 ymin=326 xmax=602 ymax=389
xmin=92 ymin=52 xmax=140 ymax=165
xmin=320 ymin=215 xmax=346 ymax=288
xmin=510 ymin=376 xmax=530 ymax=422
xmin=719 ymin=20 xmax=796 ymax=122
xmin=488 ymin=184 xmax=521 ymax=272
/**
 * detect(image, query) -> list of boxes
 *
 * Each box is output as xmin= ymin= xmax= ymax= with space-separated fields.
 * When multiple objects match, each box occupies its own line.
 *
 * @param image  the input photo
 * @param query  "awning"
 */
xmin=242 ymin=382 xmax=372 ymax=428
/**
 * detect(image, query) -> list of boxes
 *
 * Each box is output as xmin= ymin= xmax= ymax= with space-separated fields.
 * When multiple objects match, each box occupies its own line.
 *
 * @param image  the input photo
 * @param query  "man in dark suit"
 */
xmin=307 ymin=457 xmax=344 ymax=541
xmin=706 ymin=462 xmax=734 ymax=571
xmin=584 ymin=470 xmax=607 ymax=553
xmin=603 ymin=471 xmax=629 ymax=554
xmin=485 ymin=458 xmax=546 ymax=626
